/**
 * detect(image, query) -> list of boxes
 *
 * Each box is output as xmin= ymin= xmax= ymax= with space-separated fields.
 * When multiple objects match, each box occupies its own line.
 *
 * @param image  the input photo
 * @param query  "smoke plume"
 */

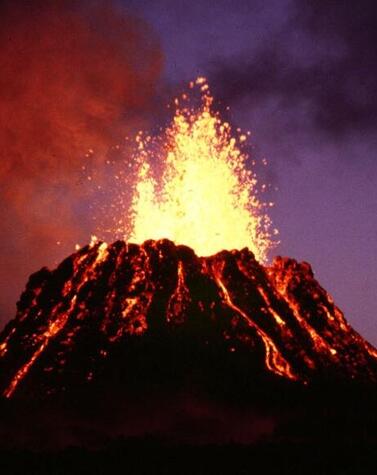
xmin=0 ymin=0 xmax=162 ymax=326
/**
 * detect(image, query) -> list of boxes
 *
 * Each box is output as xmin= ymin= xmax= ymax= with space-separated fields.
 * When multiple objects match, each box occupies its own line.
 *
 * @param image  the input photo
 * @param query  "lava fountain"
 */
xmin=128 ymin=77 xmax=275 ymax=262
xmin=1 ymin=79 xmax=377 ymax=402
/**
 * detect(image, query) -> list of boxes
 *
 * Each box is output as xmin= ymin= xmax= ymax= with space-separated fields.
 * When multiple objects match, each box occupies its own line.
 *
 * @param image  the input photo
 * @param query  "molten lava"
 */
xmin=1 ymin=239 xmax=377 ymax=399
xmin=128 ymin=78 xmax=274 ymax=261
xmin=1 ymin=79 xmax=376 ymax=402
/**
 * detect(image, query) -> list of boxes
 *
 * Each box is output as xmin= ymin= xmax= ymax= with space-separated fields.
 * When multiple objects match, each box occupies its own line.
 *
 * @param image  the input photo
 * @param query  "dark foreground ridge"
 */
xmin=0 ymin=239 xmax=377 ymax=458
xmin=1 ymin=439 xmax=377 ymax=475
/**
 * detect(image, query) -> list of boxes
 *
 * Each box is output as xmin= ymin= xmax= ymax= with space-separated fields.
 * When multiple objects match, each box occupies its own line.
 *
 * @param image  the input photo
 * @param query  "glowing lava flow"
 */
xmin=3 ymin=242 xmax=108 ymax=398
xmin=1 ymin=239 xmax=377 ymax=399
xmin=128 ymin=78 xmax=274 ymax=262
xmin=209 ymin=260 xmax=297 ymax=380
xmin=167 ymin=261 xmax=191 ymax=324
xmin=2 ymin=82 xmax=377 ymax=400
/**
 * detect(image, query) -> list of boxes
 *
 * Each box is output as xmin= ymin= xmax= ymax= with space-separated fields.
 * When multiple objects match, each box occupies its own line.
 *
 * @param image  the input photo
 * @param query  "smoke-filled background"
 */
xmin=0 ymin=0 xmax=162 ymax=324
xmin=1 ymin=0 xmax=377 ymax=346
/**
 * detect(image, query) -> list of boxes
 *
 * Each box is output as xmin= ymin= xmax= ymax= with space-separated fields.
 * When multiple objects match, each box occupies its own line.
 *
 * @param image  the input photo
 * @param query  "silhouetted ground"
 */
xmin=1 ymin=438 xmax=376 ymax=475
xmin=1 ymin=380 xmax=376 ymax=474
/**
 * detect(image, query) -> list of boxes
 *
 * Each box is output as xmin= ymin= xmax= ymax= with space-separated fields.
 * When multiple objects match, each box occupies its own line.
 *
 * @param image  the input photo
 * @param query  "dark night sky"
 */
xmin=0 ymin=0 xmax=376 ymax=345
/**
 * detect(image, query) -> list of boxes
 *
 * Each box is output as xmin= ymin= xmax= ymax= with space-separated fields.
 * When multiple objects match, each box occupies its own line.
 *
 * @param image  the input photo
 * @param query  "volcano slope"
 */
xmin=0 ymin=239 xmax=377 ymax=454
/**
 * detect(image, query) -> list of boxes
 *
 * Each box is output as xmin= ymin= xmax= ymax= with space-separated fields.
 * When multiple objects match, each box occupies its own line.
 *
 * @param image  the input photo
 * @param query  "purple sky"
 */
xmin=123 ymin=0 xmax=377 ymax=344
xmin=0 ymin=0 xmax=376 ymax=346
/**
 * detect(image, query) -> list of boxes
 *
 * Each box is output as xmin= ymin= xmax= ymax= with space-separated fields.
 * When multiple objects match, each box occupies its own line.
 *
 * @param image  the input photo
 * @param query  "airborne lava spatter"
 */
xmin=1 ymin=79 xmax=377 ymax=401
xmin=128 ymin=78 xmax=274 ymax=262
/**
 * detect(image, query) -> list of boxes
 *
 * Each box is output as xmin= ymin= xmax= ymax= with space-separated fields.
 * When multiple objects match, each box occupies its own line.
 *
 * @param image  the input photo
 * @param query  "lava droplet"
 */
xmin=128 ymin=78 xmax=274 ymax=261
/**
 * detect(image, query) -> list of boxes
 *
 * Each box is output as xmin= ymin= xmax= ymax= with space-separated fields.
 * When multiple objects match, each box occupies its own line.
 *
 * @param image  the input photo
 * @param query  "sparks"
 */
xmin=128 ymin=78 xmax=274 ymax=262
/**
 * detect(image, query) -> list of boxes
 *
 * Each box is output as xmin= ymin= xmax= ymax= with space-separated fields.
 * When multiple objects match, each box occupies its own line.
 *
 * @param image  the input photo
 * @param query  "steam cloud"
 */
xmin=0 ymin=0 xmax=162 ymax=325
xmin=210 ymin=0 xmax=377 ymax=140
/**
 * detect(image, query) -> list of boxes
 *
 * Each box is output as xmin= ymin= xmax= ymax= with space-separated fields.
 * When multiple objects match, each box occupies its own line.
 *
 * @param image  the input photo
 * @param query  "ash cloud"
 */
xmin=210 ymin=0 xmax=377 ymax=137
xmin=0 ymin=0 xmax=162 ymax=326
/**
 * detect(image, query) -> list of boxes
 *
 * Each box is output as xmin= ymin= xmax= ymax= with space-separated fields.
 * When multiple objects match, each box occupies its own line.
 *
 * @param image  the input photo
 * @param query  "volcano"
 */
xmin=1 ymin=239 xmax=377 ymax=471
xmin=1 ymin=239 xmax=376 ymax=401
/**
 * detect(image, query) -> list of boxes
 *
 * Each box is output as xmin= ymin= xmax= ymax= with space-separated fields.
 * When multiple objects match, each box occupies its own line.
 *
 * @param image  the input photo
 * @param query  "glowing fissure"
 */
xmin=167 ymin=260 xmax=191 ymax=323
xmin=2 ymin=240 xmax=377 ymax=398
xmin=3 ymin=243 xmax=108 ymax=398
xmin=104 ymin=243 xmax=155 ymax=341
xmin=3 ymin=342 xmax=48 ymax=399
xmin=270 ymin=268 xmax=335 ymax=355
xmin=123 ymin=243 xmax=155 ymax=336
xmin=257 ymin=286 xmax=287 ymax=327
xmin=236 ymin=258 xmax=319 ymax=371
xmin=99 ymin=244 xmax=130 ymax=336
xmin=128 ymin=78 xmax=274 ymax=261
xmin=210 ymin=261 xmax=297 ymax=381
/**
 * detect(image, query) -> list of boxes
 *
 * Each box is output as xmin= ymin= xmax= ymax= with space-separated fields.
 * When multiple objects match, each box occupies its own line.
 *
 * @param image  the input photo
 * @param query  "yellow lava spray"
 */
xmin=129 ymin=78 xmax=275 ymax=262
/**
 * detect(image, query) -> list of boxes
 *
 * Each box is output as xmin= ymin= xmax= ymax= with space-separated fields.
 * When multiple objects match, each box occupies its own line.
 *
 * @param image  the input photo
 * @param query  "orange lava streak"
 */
xmin=106 ymin=244 xmax=154 ymax=341
xmin=99 ymin=245 xmax=130 ymax=335
xmin=365 ymin=343 xmax=377 ymax=360
xmin=210 ymin=261 xmax=297 ymax=380
xmin=167 ymin=261 xmax=191 ymax=323
xmin=0 ymin=328 xmax=16 ymax=358
xmin=270 ymin=269 xmax=335 ymax=355
xmin=3 ymin=342 xmax=48 ymax=398
xmin=257 ymin=286 xmax=287 ymax=327
xmin=3 ymin=243 xmax=108 ymax=398
xmin=128 ymin=78 xmax=274 ymax=261
xmin=4 ymin=297 xmax=78 ymax=398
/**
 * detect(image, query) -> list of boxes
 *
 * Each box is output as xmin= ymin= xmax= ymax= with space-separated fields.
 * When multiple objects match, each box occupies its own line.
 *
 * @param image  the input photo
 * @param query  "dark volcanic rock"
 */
xmin=0 ymin=239 xmax=376 ymax=402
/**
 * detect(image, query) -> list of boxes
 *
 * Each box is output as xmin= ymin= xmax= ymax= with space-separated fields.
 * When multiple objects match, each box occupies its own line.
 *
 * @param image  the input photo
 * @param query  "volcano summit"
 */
xmin=1 ymin=239 xmax=376 ymax=401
